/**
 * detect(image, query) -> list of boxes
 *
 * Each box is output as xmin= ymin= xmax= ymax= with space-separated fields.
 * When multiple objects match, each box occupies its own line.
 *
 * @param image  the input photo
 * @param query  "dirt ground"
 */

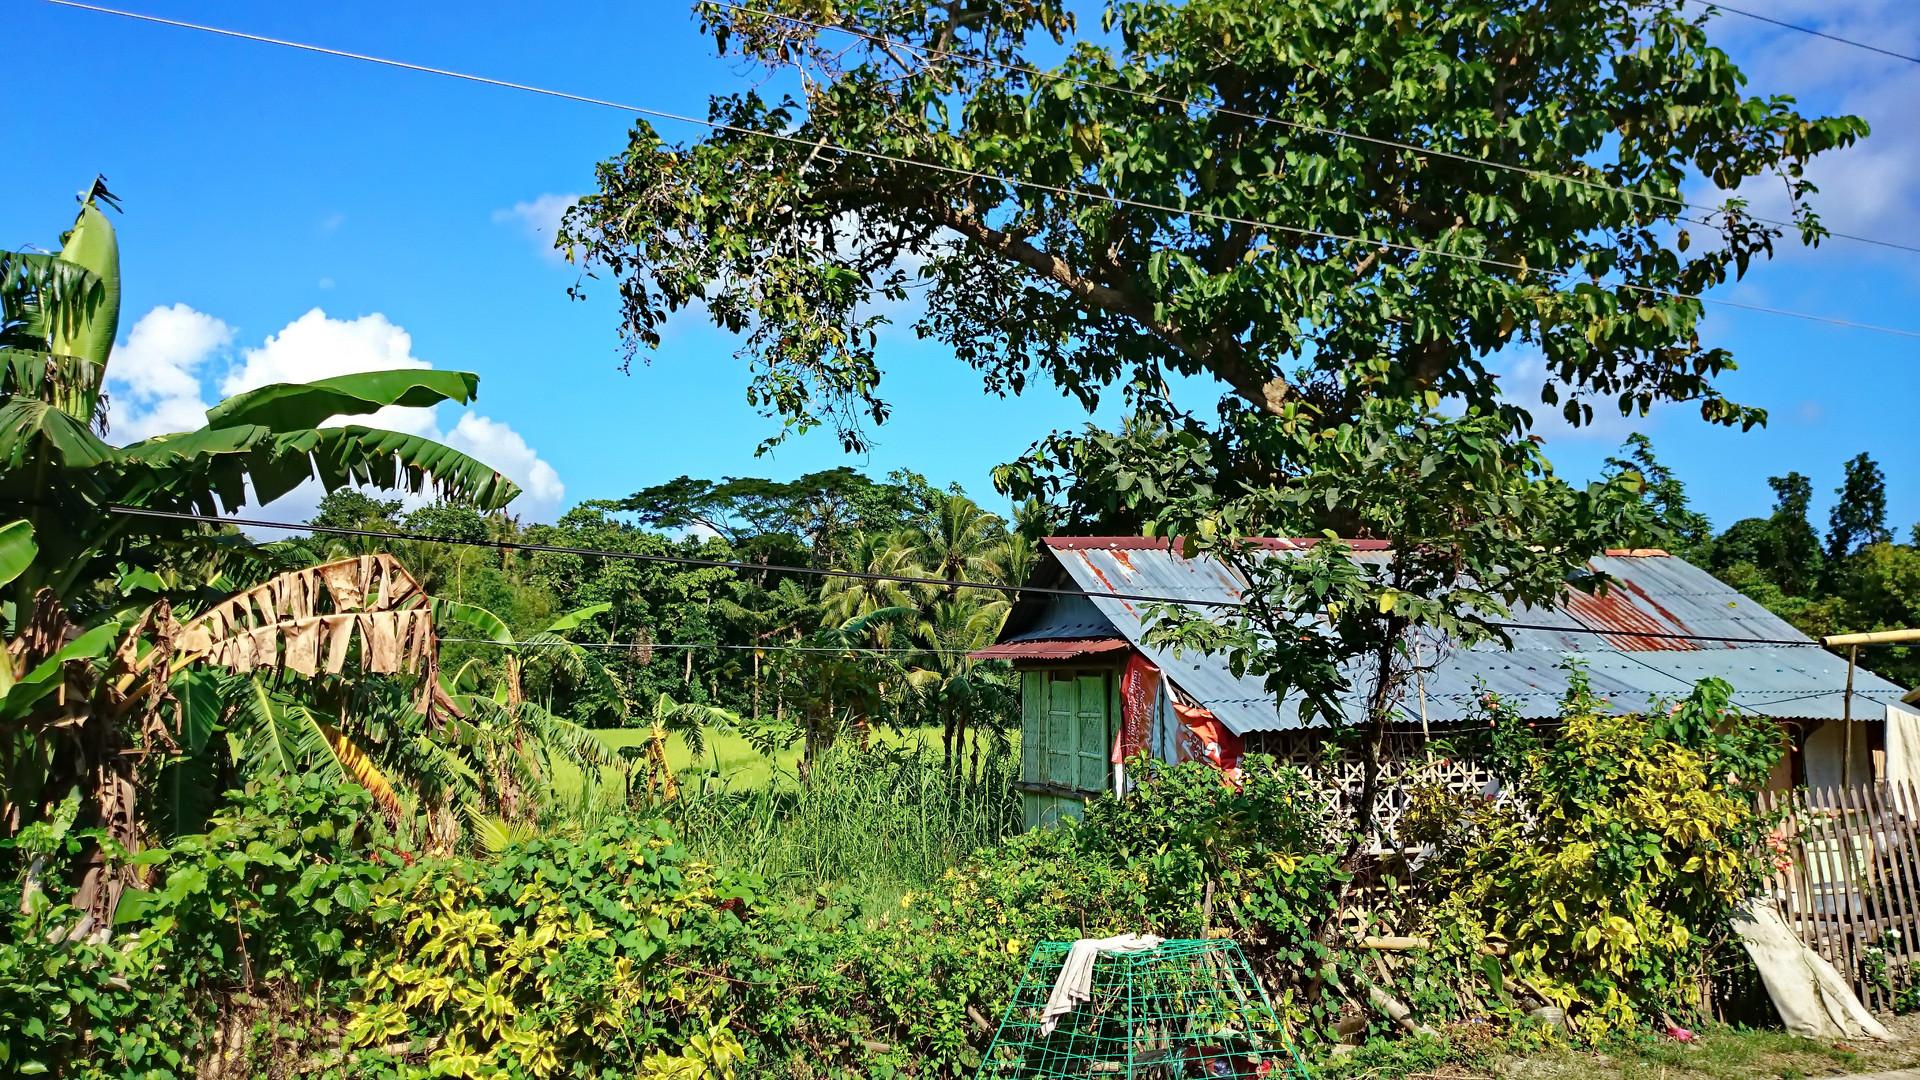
xmin=1496 ymin=1013 xmax=1920 ymax=1080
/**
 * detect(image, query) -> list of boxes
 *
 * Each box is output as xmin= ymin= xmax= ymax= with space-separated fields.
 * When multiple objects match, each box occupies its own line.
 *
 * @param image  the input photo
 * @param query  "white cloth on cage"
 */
xmin=1038 ymin=934 xmax=1165 ymax=1035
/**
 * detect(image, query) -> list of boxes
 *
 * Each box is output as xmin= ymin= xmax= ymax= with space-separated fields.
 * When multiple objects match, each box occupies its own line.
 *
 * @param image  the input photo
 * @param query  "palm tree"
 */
xmin=715 ymin=576 xmax=817 ymax=722
xmin=905 ymin=600 xmax=1016 ymax=769
xmin=910 ymin=493 xmax=1002 ymax=601
xmin=819 ymin=529 xmax=925 ymax=625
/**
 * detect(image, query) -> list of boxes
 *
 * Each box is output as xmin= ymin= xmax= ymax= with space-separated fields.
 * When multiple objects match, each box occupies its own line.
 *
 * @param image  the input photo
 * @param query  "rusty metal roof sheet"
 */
xmin=1029 ymin=538 xmax=1910 ymax=734
xmin=969 ymin=638 xmax=1131 ymax=661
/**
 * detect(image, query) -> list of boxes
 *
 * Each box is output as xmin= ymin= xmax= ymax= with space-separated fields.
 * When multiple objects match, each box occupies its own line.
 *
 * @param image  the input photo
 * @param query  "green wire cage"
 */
xmin=977 ymin=939 xmax=1310 ymax=1080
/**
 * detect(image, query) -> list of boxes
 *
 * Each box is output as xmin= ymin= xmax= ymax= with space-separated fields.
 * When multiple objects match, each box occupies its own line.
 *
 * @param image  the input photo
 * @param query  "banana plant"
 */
xmin=634 ymin=692 xmax=738 ymax=801
xmin=0 ymin=180 xmax=521 ymax=621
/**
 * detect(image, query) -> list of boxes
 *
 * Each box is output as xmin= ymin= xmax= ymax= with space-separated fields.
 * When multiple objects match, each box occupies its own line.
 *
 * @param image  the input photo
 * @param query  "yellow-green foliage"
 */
xmin=1406 ymin=670 xmax=1780 ymax=1039
xmin=346 ymin=822 xmax=745 ymax=1080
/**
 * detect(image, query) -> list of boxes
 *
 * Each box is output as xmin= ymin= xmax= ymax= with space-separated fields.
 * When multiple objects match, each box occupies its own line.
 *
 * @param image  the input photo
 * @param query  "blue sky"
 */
xmin=3 ymin=0 xmax=1916 ymax=538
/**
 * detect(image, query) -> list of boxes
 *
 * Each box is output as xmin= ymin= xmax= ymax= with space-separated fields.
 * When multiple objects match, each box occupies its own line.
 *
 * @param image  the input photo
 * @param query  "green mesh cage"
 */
xmin=977 ymin=939 xmax=1310 ymax=1080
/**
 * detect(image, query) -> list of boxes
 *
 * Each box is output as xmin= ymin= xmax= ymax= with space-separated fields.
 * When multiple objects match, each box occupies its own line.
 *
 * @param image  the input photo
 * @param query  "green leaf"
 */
xmin=0 ymin=519 xmax=36 ymax=586
xmin=118 ymin=423 xmax=519 ymax=511
xmin=545 ymin=602 xmax=612 ymax=634
xmin=203 ymin=370 xmax=481 ymax=430
xmin=432 ymin=597 xmax=514 ymax=645
xmin=0 ymin=398 xmax=117 ymax=469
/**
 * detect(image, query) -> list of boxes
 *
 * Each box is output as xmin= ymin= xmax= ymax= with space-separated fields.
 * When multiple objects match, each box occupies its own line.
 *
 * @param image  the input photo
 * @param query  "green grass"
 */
xmin=553 ymin=726 xmax=945 ymax=798
xmin=544 ymin=729 xmax=1022 ymax=910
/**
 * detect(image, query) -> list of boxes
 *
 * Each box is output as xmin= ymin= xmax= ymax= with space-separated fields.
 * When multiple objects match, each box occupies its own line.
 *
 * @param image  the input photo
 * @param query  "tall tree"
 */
xmin=564 ymin=0 xmax=1858 ymax=464
xmin=1603 ymin=434 xmax=1712 ymax=561
xmin=1828 ymin=451 xmax=1890 ymax=561
xmin=1767 ymin=471 xmax=1823 ymax=596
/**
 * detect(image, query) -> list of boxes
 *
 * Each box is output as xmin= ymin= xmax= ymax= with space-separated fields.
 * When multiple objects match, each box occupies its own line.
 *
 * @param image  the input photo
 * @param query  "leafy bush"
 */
xmin=1405 ymin=670 xmax=1781 ymax=1038
xmin=0 ymin=774 xmax=394 ymax=1078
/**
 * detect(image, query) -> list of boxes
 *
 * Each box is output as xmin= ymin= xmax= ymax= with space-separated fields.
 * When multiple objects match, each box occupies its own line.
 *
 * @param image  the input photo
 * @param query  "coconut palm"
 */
xmin=910 ymin=493 xmax=1006 ymax=600
xmin=819 ymin=529 xmax=926 ymax=625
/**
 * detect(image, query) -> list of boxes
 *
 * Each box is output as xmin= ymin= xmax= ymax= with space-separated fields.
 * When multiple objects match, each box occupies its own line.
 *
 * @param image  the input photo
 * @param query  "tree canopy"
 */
xmin=563 ymin=0 xmax=1862 ymax=466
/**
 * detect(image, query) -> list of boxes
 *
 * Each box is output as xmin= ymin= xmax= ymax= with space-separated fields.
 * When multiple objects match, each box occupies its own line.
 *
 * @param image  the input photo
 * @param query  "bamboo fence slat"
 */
xmin=1765 ymin=783 xmax=1920 ymax=1007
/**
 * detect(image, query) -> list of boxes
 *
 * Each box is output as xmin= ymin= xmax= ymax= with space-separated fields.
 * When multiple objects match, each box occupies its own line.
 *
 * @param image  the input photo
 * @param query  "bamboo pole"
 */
xmin=1844 ymin=646 xmax=1859 ymax=789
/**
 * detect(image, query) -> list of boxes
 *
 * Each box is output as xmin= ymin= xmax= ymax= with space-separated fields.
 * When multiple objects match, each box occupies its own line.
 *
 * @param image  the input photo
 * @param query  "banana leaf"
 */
xmin=204 ymin=369 xmax=481 ymax=430
xmin=0 ymin=519 xmax=35 ymax=586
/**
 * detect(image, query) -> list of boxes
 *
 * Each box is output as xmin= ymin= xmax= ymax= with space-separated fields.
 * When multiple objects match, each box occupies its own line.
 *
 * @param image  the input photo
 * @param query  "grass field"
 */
xmin=552 ymin=726 xmax=947 ymax=798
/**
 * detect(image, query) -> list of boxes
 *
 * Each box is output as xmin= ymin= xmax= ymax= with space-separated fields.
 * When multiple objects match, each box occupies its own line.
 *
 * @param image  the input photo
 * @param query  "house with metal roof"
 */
xmin=971 ymin=538 xmax=1918 ymax=830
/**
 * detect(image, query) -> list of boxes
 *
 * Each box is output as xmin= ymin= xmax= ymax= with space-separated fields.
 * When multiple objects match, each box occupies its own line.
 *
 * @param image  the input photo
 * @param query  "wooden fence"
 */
xmin=1757 ymin=783 xmax=1920 ymax=1011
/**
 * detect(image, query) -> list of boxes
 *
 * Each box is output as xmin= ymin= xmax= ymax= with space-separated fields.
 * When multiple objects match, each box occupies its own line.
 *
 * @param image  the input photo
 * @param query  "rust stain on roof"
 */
xmin=1562 ymin=583 xmax=1698 ymax=652
xmin=968 ymin=638 xmax=1130 ymax=662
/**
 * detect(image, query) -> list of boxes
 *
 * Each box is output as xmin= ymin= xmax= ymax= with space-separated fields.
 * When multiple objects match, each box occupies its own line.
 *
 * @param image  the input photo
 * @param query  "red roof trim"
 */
xmin=1044 ymin=536 xmax=1393 ymax=552
xmin=968 ymin=638 xmax=1131 ymax=662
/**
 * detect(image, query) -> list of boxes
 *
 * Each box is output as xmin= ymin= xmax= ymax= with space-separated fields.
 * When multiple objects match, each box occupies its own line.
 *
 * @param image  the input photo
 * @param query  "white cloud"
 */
xmin=104 ymin=304 xmax=233 ymax=442
xmin=222 ymin=308 xmax=438 ymax=436
xmin=101 ymin=306 xmax=564 ymax=521
xmin=444 ymin=413 xmax=565 ymax=508
xmin=492 ymin=193 xmax=579 ymax=263
xmin=1687 ymin=0 xmax=1920 ymax=267
xmin=225 ymin=309 xmax=565 ymax=517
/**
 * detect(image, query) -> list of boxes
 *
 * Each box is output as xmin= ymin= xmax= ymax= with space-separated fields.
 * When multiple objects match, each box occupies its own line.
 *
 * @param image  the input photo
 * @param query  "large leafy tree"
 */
xmin=563 ymin=0 xmax=1860 ymax=458
xmin=560 ymin=0 xmax=1858 ymax=852
xmin=1827 ymin=452 xmax=1890 ymax=561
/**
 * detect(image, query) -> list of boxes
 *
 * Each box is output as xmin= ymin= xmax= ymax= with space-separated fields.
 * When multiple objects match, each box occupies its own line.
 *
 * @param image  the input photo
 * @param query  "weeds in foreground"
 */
xmin=661 ymin=737 xmax=1022 ymax=907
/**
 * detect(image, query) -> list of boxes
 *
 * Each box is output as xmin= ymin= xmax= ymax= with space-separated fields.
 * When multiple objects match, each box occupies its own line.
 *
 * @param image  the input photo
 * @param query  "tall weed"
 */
xmin=663 ymin=737 xmax=1021 ymax=906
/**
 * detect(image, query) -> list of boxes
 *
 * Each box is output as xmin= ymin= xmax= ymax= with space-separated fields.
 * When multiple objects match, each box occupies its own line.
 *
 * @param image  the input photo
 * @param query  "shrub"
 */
xmin=0 ymin=774 xmax=394 ymax=1078
xmin=1405 ymin=670 xmax=1781 ymax=1038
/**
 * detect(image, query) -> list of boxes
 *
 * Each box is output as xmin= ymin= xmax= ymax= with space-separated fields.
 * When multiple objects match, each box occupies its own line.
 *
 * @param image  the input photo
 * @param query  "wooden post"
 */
xmin=1844 ymin=645 xmax=1858 ymax=789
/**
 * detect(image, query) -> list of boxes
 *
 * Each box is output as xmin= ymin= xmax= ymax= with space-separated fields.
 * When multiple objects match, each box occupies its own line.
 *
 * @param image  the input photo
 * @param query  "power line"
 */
xmin=703 ymin=0 xmax=1920 ymax=257
xmin=442 ymin=637 xmax=984 ymax=656
xmin=42 ymin=0 xmax=1920 ymax=341
xmin=110 ymin=506 xmax=1825 ymax=647
xmin=1687 ymin=0 xmax=1920 ymax=65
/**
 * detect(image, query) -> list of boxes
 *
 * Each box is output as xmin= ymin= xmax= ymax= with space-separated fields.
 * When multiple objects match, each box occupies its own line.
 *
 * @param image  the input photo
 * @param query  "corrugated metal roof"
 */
xmin=1028 ymin=538 xmax=1910 ymax=735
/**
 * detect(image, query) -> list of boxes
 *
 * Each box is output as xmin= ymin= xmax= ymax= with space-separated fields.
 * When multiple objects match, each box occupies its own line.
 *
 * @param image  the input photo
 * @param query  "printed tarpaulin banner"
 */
xmin=1114 ymin=652 xmax=1159 ymax=764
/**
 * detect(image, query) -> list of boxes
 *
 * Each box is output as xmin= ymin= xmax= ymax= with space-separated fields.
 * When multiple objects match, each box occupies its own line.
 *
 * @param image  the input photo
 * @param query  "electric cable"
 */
xmin=1684 ymin=0 xmax=1920 ymax=65
xmin=700 ymin=0 xmax=1920 ymax=257
xmin=39 ymin=0 xmax=1920 ymax=341
xmin=441 ymin=637 xmax=988 ymax=655
xmin=109 ymin=505 xmax=1827 ymax=647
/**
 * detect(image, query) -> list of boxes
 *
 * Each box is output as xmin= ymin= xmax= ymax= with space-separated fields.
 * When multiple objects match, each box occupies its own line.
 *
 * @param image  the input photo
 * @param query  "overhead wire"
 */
xmin=40 ymin=0 xmax=1920 ymax=341
xmin=699 ymin=0 xmax=1920 ymax=257
xmin=442 ymin=638 xmax=986 ymax=655
xmin=1683 ymin=0 xmax=1920 ymax=66
xmin=109 ymin=506 xmax=1826 ymax=648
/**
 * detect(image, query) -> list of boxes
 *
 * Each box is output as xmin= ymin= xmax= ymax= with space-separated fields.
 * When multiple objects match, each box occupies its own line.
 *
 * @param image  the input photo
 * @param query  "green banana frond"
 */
xmin=0 ymin=397 xmax=117 ymax=469
xmin=0 ymin=252 xmax=104 ymax=349
xmin=204 ymin=370 xmax=480 ymax=431
xmin=0 ymin=348 xmax=106 ymax=424
xmin=431 ymin=597 xmax=514 ymax=644
xmin=0 ymin=519 xmax=35 ymax=587
xmin=116 ymin=423 xmax=520 ymax=511
xmin=544 ymin=602 xmax=611 ymax=634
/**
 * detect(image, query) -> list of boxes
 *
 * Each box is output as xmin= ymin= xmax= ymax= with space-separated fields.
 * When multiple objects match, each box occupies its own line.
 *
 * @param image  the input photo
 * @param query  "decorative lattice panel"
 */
xmin=978 ymin=940 xmax=1307 ymax=1080
xmin=1242 ymin=726 xmax=1507 ymax=844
